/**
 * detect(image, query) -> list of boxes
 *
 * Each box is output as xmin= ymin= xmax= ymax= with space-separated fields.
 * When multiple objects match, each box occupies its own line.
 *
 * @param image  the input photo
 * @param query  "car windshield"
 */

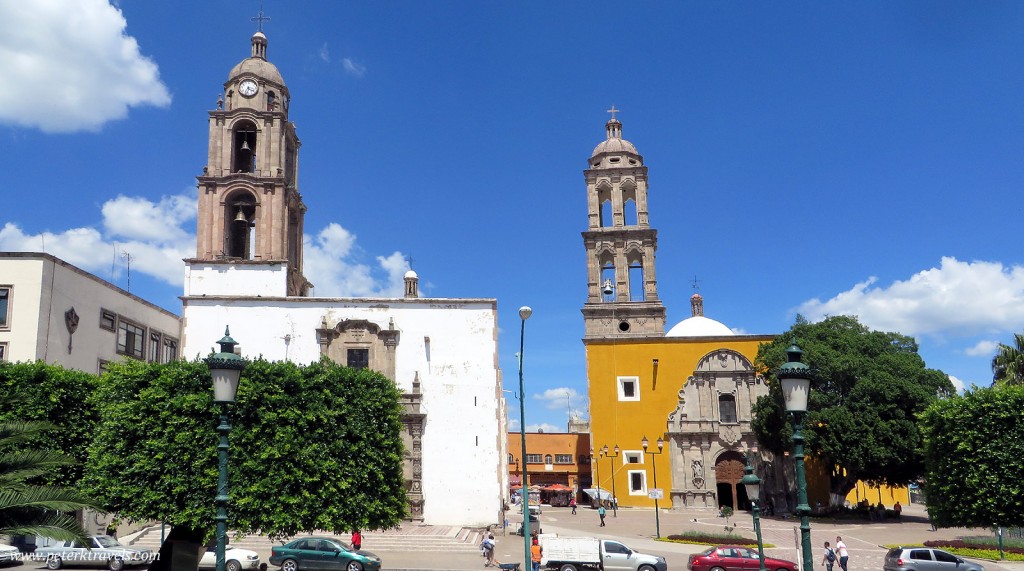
xmin=94 ymin=537 xmax=122 ymax=548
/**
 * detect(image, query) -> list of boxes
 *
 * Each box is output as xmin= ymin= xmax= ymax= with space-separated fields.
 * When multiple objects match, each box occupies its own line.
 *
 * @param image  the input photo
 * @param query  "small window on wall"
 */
xmin=555 ymin=454 xmax=573 ymax=464
xmin=99 ymin=309 xmax=116 ymax=331
xmin=526 ymin=454 xmax=542 ymax=464
xmin=624 ymin=451 xmax=642 ymax=464
xmin=0 ymin=286 xmax=10 ymax=330
xmin=617 ymin=376 xmax=640 ymax=401
xmin=97 ymin=359 xmax=109 ymax=375
xmin=148 ymin=332 xmax=162 ymax=363
xmin=163 ymin=338 xmax=178 ymax=362
xmin=544 ymin=454 xmax=553 ymax=465
xmin=719 ymin=394 xmax=738 ymax=423
xmin=0 ymin=342 xmax=7 ymax=361
xmin=628 ymin=470 xmax=647 ymax=494
xmin=347 ymin=348 xmax=369 ymax=369
xmin=117 ymin=320 xmax=145 ymax=359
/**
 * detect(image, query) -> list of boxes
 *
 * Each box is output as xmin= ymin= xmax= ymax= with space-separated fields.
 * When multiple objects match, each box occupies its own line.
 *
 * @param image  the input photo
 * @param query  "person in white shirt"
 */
xmin=835 ymin=536 xmax=849 ymax=571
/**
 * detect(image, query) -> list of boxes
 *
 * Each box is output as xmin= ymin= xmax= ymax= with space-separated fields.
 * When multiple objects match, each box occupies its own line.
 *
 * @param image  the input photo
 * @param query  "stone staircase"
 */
xmin=128 ymin=525 xmax=486 ymax=554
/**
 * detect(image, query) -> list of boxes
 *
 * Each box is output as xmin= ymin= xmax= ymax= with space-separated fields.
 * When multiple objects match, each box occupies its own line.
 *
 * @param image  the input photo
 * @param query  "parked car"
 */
xmin=198 ymin=547 xmax=261 ymax=571
xmin=269 ymin=537 xmax=381 ymax=571
xmin=32 ymin=536 xmax=154 ymax=571
xmin=688 ymin=545 xmax=797 ymax=571
xmin=541 ymin=535 xmax=667 ymax=571
xmin=884 ymin=547 xmax=985 ymax=571
xmin=0 ymin=544 xmax=21 ymax=565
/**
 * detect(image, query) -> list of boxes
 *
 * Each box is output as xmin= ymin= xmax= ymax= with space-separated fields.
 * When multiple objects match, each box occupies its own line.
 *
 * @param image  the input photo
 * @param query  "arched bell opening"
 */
xmin=224 ymin=192 xmax=257 ymax=259
xmin=232 ymin=121 xmax=258 ymax=173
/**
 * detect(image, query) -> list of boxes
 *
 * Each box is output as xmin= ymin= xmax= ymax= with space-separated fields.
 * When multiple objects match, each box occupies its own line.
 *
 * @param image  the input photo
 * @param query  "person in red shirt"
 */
xmin=531 ymin=536 xmax=542 ymax=571
xmin=351 ymin=530 xmax=362 ymax=552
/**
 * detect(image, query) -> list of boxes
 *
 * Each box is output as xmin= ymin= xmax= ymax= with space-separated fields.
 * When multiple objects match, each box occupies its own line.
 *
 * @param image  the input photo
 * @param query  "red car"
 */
xmin=688 ymin=546 xmax=797 ymax=571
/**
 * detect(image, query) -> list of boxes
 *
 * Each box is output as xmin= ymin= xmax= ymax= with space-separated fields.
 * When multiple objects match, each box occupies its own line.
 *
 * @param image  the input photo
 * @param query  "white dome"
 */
xmin=404 ymin=270 xmax=418 ymax=279
xmin=666 ymin=316 xmax=735 ymax=337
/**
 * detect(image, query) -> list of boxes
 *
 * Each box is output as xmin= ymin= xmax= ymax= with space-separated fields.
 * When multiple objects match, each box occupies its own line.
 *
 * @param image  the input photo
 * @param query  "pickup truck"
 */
xmin=540 ymin=536 xmax=667 ymax=571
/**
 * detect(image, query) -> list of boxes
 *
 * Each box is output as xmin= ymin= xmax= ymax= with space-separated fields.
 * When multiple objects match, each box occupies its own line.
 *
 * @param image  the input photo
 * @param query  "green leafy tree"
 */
xmin=0 ymin=420 xmax=100 ymax=542
xmin=82 ymin=358 xmax=407 ymax=537
xmin=991 ymin=333 xmax=1024 ymax=386
xmin=0 ymin=361 xmax=100 ymax=486
xmin=752 ymin=315 xmax=953 ymax=502
xmin=920 ymin=384 xmax=1024 ymax=528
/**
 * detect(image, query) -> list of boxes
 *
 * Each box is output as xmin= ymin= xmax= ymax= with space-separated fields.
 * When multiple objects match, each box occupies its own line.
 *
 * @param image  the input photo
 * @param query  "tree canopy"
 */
xmin=751 ymin=315 xmax=953 ymax=501
xmin=82 ymin=358 xmax=407 ymax=538
xmin=920 ymin=384 xmax=1024 ymax=528
xmin=991 ymin=333 xmax=1024 ymax=386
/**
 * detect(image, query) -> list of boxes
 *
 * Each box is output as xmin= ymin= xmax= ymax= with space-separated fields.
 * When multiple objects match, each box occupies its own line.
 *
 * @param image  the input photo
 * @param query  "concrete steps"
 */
xmin=128 ymin=526 xmax=486 ymax=554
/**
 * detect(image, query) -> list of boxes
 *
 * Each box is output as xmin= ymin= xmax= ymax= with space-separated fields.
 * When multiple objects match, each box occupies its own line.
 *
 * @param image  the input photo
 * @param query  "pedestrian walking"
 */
xmin=530 ymin=536 xmax=543 ymax=571
xmin=598 ymin=504 xmax=606 ymax=526
xmin=822 ymin=541 xmax=837 ymax=571
xmin=350 ymin=530 xmax=362 ymax=552
xmin=894 ymin=501 xmax=902 ymax=521
xmin=570 ymin=497 xmax=577 ymax=515
xmin=481 ymin=533 xmax=497 ymax=567
xmin=835 ymin=536 xmax=849 ymax=571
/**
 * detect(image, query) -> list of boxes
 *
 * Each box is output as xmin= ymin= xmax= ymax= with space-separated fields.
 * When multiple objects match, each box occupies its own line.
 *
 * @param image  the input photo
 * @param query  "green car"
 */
xmin=269 ymin=537 xmax=380 ymax=571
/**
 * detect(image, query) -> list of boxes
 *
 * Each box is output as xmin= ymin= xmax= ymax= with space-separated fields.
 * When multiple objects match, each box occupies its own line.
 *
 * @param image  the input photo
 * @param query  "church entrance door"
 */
xmin=715 ymin=451 xmax=749 ymax=512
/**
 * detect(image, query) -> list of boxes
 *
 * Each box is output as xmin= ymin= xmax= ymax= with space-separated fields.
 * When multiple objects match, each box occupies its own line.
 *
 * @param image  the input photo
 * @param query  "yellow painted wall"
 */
xmin=585 ymin=336 xmax=771 ymax=508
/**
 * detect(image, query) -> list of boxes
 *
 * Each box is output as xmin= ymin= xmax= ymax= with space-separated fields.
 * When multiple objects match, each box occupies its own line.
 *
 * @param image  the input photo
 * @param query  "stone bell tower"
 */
xmin=581 ymin=109 xmax=666 ymax=338
xmin=188 ymin=29 xmax=311 ymax=297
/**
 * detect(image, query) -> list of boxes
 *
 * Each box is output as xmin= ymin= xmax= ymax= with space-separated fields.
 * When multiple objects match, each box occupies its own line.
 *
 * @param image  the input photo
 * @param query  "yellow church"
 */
xmin=580 ymin=112 xmax=907 ymax=513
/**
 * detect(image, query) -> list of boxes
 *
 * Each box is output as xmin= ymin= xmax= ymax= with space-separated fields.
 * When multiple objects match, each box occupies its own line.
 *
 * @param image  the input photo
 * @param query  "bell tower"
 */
xmin=581 ymin=109 xmax=666 ymax=338
xmin=189 ymin=28 xmax=311 ymax=297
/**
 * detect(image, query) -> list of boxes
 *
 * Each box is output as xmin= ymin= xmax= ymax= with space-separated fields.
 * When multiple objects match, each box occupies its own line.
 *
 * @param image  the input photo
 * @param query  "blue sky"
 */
xmin=3 ymin=1 xmax=1024 ymax=432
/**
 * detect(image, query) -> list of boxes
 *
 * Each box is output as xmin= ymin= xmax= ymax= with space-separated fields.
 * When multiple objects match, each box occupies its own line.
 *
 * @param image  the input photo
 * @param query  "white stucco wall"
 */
xmin=181 ymin=295 xmax=505 ymax=526
xmin=184 ymin=261 xmax=289 ymax=298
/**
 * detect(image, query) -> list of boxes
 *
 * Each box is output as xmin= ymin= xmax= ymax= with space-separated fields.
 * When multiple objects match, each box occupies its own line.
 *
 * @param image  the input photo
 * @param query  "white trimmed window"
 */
xmin=624 ymin=451 xmax=643 ymax=464
xmin=617 ymin=376 xmax=640 ymax=401
xmin=0 ymin=286 xmax=10 ymax=330
xmin=0 ymin=342 xmax=7 ymax=361
xmin=627 ymin=470 xmax=647 ymax=495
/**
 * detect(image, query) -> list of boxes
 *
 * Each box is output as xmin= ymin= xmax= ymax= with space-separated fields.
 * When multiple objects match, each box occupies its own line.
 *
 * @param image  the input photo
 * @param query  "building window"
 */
xmin=617 ymin=376 xmax=640 ymax=401
xmin=347 ymin=348 xmax=369 ymax=369
xmin=719 ymin=394 xmax=738 ymax=423
xmin=97 ymin=359 xmax=109 ymax=374
xmin=525 ymin=454 xmax=542 ymax=464
xmin=163 ymin=338 xmax=178 ymax=362
xmin=624 ymin=451 xmax=642 ymax=464
xmin=148 ymin=332 xmax=162 ymax=363
xmin=628 ymin=470 xmax=647 ymax=495
xmin=117 ymin=319 xmax=145 ymax=359
xmin=544 ymin=454 xmax=553 ymax=465
xmin=99 ymin=309 xmax=116 ymax=331
xmin=0 ymin=342 xmax=7 ymax=361
xmin=555 ymin=454 xmax=572 ymax=464
xmin=0 ymin=286 xmax=9 ymax=330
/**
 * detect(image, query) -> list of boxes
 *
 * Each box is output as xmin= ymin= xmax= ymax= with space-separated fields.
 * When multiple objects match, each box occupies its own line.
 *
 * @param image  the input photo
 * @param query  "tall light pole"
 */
xmin=778 ymin=344 xmax=814 ymax=571
xmin=741 ymin=453 xmax=767 ymax=571
xmin=601 ymin=444 xmax=619 ymax=517
xmin=590 ymin=446 xmax=601 ymax=507
xmin=641 ymin=436 xmax=664 ymax=539
xmin=205 ymin=327 xmax=246 ymax=571
xmin=517 ymin=306 xmax=533 ymax=567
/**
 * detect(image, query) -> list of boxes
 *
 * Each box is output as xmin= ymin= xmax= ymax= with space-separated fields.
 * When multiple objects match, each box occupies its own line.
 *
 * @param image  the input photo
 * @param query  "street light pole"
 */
xmin=741 ymin=454 xmax=767 ymax=571
xmin=778 ymin=345 xmax=814 ymax=571
xmin=205 ymin=327 xmax=246 ymax=571
xmin=602 ymin=445 xmax=619 ymax=517
xmin=641 ymin=436 xmax=665 ymax=539
xmin=590 ymin=447 xmax=601 ymax=508
xmin=517 ymin=306 xmax=533 ymax=568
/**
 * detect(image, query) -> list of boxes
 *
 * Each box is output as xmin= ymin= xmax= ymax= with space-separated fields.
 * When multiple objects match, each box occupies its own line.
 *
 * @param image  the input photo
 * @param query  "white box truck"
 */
xmin=539 ymin=536 xmax=667 ymax=571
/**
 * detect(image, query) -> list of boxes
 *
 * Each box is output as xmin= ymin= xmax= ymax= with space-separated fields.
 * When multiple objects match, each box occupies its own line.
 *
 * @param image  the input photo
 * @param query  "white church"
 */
xmin=180 ymin=30 xmax=508 ymax=527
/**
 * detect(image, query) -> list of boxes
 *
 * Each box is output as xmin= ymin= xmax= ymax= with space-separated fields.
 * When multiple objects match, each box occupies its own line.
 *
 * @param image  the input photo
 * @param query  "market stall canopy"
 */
xmin=509 ymin=475 xmax=522 ymax=486
xmin=542 ymin=484 xmax=573 ymax=491
xmin=582 ymin=488 xmax=612 ymax=501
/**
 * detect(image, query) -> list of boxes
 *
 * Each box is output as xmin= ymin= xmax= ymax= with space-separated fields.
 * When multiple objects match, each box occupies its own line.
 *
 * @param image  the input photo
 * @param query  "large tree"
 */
xmin=0 ymin=420 xmax=100 ymax=543
xmin=991 ymin=333 xmax=1024 ymax=386
xmin=0 ymin=361 xmax=100 ymax=486
xmin=920 ymin=384 xmax=1024 ymax=528
xmin=751 ymin=315 xmax=953 ymax=502
xmin=82 ymin=358 xmax=407 ymax=538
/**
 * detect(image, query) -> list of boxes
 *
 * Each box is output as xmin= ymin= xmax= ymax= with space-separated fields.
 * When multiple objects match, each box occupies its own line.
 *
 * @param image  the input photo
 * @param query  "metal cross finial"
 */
xmin=691 ymin=275 xmax=701 ymax=292
xmin=251 ymin=1 xmax=271 ymax=32
xmin=606 ymin=105 xmax=620 ymax=120
xmin=405 ymin=255 xmax=415 ymax=269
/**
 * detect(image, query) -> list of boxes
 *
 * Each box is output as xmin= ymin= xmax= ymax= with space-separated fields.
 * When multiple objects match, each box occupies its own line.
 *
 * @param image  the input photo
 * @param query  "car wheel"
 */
xmin=281 ymin=559 xmax=299 ymax=571
xmin=560 ymin=565 xmax=578 ymax=571
xmin=345 ymin=562 xmax=363 ymax=571
xmin=639 ymin=566 xmax=656 ymax=571
xmin=108 ymin=557 xmax=125 ymax=571
xmin=226 ymin=560 xmax=242 ymax=571
xmin=711 ymin=566 xmax=726 ymax=571
xmin=46 ymin=556 xmax=63 ymax=570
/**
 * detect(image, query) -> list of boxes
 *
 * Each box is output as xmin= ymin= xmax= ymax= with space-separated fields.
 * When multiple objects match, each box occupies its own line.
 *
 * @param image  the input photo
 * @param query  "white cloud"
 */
xmin=342 ymin=58 xmax=366 ymax=78
xmin=0 ymin=0 xmax=171 ymax=133
xmin=302 ymin=224 xmax=409 ymax=297
xmin=797 ymin=257 xmax=1024 ymax=337
xmin=318 ymin=43 xmax=330 ymax=63
xmin=533 ymin=387 xmax=589 ymax=419
xmin=964 ymin=340 xmax=999 ymax=357
xmin=102 ymin=193 xmax=195 ymax=243
xmin=507 ymin=418 xmax=521 ymax=432
xmin=948 ymin=375 xmax=967 ymax=393
xmin=526 ymin=423 xmax=561 ymax=433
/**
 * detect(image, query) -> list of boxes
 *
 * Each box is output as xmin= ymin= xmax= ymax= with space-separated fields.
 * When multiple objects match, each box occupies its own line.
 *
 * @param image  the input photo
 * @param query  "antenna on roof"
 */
xmin=122 ymin=250 xmax=133 ymax=292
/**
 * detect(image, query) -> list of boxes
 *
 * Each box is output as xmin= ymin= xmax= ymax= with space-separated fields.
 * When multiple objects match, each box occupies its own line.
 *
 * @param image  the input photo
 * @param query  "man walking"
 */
xmin=598 ymin=504 xmax=606 ymax=527
xmin=836 ymin=536 xmax=849 ymax=571
xmin=570 ymin=497 xmax=577 ymax=515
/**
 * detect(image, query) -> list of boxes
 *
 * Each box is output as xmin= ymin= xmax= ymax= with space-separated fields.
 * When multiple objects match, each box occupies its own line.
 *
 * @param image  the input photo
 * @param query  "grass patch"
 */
xmin=663 ymin=530 xmax=775 ymax=548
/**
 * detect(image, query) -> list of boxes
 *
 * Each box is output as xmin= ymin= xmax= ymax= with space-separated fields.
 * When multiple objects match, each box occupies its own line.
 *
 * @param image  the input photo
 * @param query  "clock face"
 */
xmin=239 ymin=80 xmax=258 ymax=97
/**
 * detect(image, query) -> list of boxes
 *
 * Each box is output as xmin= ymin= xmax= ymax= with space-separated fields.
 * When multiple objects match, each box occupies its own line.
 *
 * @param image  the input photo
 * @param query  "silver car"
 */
xmin=884 ymin=547 xmax=984 ymax=571
xmin=33 ymin=536 xmax=155 ymax=571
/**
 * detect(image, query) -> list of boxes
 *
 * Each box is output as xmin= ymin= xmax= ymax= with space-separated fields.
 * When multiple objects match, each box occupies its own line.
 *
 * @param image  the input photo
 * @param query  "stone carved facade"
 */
xmin=400 ymin=374 xmax=426 ymax=521
xmin=665 ymin=349 xmax=771 ymax=509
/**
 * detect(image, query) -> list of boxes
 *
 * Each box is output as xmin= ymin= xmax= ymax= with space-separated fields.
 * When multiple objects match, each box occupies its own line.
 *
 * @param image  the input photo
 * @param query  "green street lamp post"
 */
xmin=741 ymin=454 xmax=767 ymax=571
xmin=601 ymin=444 xmax=619 ymax=517
xmin=205 ymin=327 xmax=246 ymax=571
xmin=778 ymin=344 xmax=814 ymax=571
xmin=641 ymin=436 xmax=665 ymax=539
xmin=517 ymin=306 xmax=533 ymax=567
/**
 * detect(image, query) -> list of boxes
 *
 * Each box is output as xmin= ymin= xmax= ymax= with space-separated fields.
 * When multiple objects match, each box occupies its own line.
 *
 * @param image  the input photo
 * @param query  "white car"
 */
xmin=0 ymin=544 xmax=20 ymax=564
xmin=198 ymin=547 xmax=260 ymax=571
